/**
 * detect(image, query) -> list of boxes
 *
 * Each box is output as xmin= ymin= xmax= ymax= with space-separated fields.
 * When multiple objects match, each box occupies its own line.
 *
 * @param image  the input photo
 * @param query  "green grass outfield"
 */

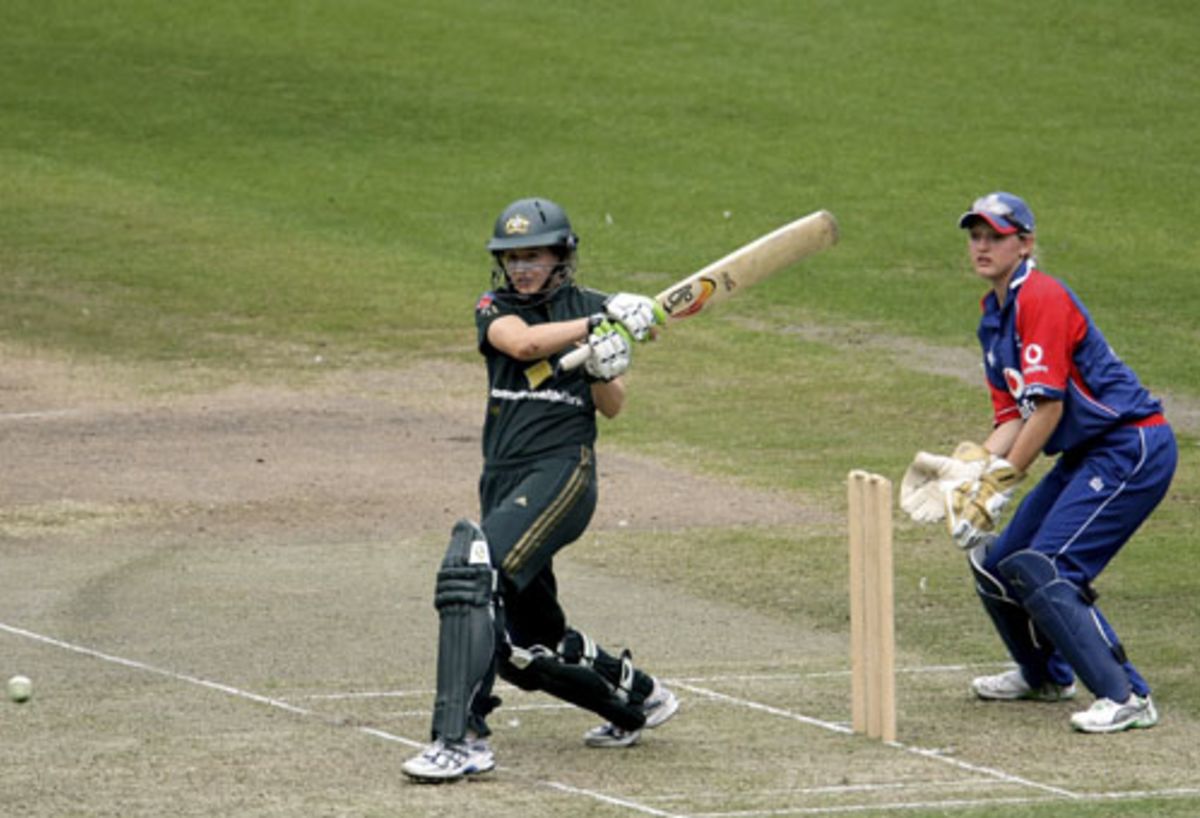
xmin=2 ymin=2 xmax=1199 ymax=816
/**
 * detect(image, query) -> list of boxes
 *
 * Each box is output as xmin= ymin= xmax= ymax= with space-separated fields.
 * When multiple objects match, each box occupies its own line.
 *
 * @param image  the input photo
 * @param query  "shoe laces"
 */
xmin=425 ymin=740 xmax=471 ymax=767
xmin=1088 ymin=696 xmax=1134 ymax=714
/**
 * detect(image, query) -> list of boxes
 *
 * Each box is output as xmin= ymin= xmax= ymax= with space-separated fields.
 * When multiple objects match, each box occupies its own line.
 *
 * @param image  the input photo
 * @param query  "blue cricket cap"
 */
xmin=958 ymin=192 xmax=1035 ymax=235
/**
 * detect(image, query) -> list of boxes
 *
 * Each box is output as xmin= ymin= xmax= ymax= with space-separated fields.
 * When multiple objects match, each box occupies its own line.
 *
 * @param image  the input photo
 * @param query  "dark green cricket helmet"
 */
xmin=487 ymin=197 xmax=580 ymax=304
xmin=486 ymin=197 xmax=579 ymax=254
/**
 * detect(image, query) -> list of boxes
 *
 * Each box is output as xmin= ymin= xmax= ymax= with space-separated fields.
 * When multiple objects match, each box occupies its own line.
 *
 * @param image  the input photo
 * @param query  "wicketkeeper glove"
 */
xmin=899 ymin=441 xmax=992 ymax=523
xmin=944 ymin=457 xmax=1025 ymax=549
xmin=583 ymin=315 xmax=633 ymax=383
xmin=604 ymin=292 xmax=665 ymax=342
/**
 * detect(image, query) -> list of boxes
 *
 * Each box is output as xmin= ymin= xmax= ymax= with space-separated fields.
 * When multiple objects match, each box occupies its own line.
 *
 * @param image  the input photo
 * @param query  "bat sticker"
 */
xmin=554 ymin=210 xmax=838 ymax=374
xmin=665 ymin=276 xmax=718 ymax=318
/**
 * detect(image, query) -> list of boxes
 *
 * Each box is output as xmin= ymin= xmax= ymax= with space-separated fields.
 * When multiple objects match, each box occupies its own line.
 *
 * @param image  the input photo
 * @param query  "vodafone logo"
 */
xmin=1004 ymin=367 xmax=1025 ymax=398
xmin=1005 ymin=367 xmax=1038 ymax=419
xmin=1023 ymin=343 xmax=1049 ymax=375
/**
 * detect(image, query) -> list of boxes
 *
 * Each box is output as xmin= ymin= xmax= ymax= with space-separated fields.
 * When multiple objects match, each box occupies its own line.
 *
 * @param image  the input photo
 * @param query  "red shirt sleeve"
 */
xmin=1013 ymin=272 xmax=1085 ymax=400
xmin=990 ymin=381 xmax=1020 ymax=426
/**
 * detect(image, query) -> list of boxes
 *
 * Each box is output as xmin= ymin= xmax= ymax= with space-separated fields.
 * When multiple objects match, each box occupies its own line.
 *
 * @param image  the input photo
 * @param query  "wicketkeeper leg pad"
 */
xmin=431 ymin=519 xmax=499 ymax=743
xmin=969 ymin=542 xmax=1062 ymax=687
xmin=998 ymin=551 xmax=1132 ymax=702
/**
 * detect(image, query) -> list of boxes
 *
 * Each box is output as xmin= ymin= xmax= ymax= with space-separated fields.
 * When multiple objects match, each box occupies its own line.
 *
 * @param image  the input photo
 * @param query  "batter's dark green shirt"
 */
xmin=474 ymin=284 xmax=609 ymax=466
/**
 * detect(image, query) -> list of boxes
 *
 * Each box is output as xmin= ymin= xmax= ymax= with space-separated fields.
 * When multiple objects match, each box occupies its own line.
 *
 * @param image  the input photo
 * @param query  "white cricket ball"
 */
xmin=7 ymin=674 xmax=32 ymax=704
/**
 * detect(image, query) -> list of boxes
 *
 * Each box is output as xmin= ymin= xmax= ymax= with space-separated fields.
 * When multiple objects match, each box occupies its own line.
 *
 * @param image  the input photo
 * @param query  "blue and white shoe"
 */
xmin=583 ymin=679 xmax=680 ymax=748
xmin=402 ymin=737 xmax=495 ymax=783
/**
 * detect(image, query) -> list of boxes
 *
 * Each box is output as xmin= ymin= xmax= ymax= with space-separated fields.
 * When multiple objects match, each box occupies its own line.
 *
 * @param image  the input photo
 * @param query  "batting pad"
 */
xmin=431 ymin=520 xmax=497 ymax=743
xmin=501 ymin=645 xmax=647 ymax=731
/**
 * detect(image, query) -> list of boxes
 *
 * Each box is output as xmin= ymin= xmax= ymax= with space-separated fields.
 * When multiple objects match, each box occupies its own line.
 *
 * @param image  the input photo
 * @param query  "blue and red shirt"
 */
xmin=977 ymin=260 xmax=1164 ymax=455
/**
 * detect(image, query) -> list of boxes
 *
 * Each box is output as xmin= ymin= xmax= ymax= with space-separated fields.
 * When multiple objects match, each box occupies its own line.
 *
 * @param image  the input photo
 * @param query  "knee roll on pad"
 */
xmin=557 ymin=629 xmax=647 ymax=704
xmin=496 ymin=644 xmax=554 ymax=691
xmin=557 ymin=628 xmax=599 ymax=667
xmin=998 ymin=551 xmax=1131 ymax=701
xmin=431 ymin=519 xmax=499 ymax=742
xmin=968 ymin=541 xmax=1009 ymax=601
xmin=997 ymin=550 xmax=1057 ymax=598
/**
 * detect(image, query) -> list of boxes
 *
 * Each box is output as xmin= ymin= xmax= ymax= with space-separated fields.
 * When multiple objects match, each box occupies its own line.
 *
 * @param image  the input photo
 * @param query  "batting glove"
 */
xmin=604 ymin=292 xmax=665 ymax=342
xmin=944 ymin=457 xmax=1024 ymax=549
xmin=583 ymin=317 xmax=633 ymax=382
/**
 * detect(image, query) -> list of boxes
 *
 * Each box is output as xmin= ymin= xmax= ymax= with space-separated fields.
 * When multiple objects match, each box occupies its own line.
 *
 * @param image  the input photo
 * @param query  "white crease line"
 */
xmin=0 ymin=622 xmax=667 ymax=815
xmin=674 ymin=681 xmax=854 ymax=734
xmin=0 ymin=621 xmax=424 ymax=750
xmin=354 ymin=725 xmax=423 ymax=748
xmin=674 ymin=681 xmax=1079 ymax=800
xmin=687 ymin=794 xmax=1064 ymax=817
xmin=385 ymin=702 xmax=574 ymax=718
xmin=901 ymin=745 xmax=1078 ymax=799
xmin=285 ymin=663 xmax=1014 ymax=702
xmin=684 ymin=788 xmax=1200 ymax=817
xmin=641 ymin=778 xmax=1013 ymax=803
xmin=670 ymin=662 xmax=1012 ymax=684
xmin=1096 ymin=788 xmax=1200 ymax=801
xmin=0 ymin=409 xmax=83 ymax=421
xmin=296 ymin=689 xmax=435 ymax=701
xmin=0 ymin=622 xmax=311 ymax=717
xmin=12 ymin=623 xmax=1174 ymax=815
xmin=545 ymin=781 xmax=685 ymax=818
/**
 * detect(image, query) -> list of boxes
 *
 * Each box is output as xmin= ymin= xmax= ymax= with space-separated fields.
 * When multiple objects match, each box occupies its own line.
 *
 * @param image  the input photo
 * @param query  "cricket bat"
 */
xmin=558 ymin=209 xmax=839 ymax=372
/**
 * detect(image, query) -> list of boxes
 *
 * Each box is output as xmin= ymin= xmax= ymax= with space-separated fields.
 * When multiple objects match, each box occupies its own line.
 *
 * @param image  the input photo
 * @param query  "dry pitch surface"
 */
xmin=2 ymin=348 xmax=1197 ymax=817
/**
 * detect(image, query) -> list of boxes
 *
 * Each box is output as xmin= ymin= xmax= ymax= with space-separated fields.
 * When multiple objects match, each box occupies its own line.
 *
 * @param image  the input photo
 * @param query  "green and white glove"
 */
xmin=604 ymin=292 xmax=666 ymax=342
xmin=583 ymin=316 xmax=633 ymax=382
xmin=945 ymin=457 xmax=1025 ymax=549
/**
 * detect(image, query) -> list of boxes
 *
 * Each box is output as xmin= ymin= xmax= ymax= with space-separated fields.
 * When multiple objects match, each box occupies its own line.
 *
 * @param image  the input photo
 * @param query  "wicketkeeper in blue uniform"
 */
xmin=901 ymin=192 xmax=1176 ymax=733
xmin=402 ymin=197 xmax=679 ymax=783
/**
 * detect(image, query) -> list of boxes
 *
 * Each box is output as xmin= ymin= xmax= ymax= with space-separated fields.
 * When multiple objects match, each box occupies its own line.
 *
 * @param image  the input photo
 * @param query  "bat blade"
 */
xmin=559 ymin=209 xmax=838 ymax=372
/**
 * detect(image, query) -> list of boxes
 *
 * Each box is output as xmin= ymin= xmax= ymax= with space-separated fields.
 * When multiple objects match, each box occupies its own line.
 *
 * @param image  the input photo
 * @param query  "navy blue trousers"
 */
xmin=976 ymin=422 xmax=1176 ymax=696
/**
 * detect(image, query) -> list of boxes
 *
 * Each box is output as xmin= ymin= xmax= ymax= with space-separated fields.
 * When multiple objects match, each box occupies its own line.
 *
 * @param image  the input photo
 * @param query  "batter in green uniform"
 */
xmin=403 ymin=197 xmax=680 ymax=783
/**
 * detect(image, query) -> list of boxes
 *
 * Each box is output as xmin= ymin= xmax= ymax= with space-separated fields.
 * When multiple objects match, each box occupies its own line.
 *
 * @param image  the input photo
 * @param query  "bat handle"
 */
xmin=556 ymin=343 xmax=591 ymax=374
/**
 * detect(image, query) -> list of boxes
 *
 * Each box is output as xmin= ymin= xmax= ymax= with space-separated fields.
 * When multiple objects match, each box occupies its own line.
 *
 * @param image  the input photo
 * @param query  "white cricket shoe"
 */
xmin=1070 ymin=694 xmax=1158 ymax=733
xmin=582 ymin=722 xmax=642 ymax=749
xmin=584 ymin=679 xmax=680 ymax=748
xmin=972 ymin=669 xmax=1077 ymax=702
xmin=401 ymin=737 xmax=495 ymax=783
